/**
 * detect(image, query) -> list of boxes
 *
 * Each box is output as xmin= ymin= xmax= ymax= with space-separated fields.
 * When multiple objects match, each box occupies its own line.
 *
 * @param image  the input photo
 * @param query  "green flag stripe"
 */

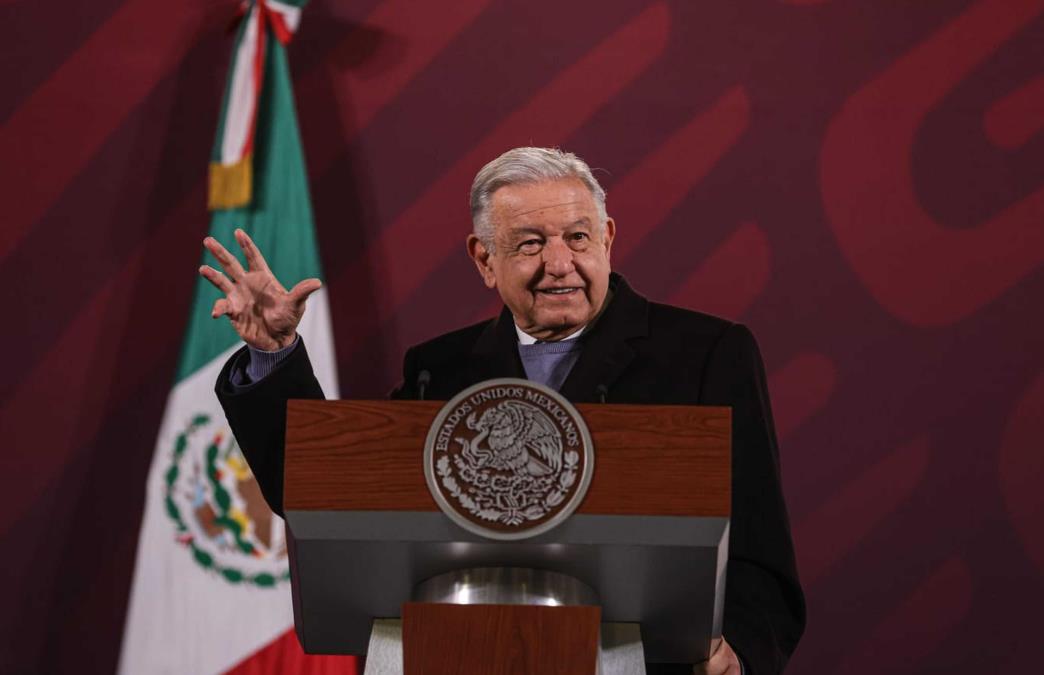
xmin=179 ymin=32 xmax=323 ymax=382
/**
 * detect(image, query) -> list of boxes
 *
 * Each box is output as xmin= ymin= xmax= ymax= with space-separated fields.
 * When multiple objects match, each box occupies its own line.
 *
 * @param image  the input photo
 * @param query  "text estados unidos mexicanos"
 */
xmin=434 ymin=386 xmax=580 ymax=452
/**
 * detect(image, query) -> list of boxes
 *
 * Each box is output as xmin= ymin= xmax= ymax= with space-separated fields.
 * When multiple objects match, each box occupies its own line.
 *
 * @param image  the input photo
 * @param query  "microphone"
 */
xmin=595 ymin=384 xmax=609 ymax=404
xmin=416 ymin=370 xmax=431 ymax=400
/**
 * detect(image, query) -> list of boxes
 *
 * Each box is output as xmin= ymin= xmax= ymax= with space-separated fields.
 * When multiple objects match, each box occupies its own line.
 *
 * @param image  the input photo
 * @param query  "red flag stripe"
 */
xmin=224 ymin=628 xmax=359 ymax=675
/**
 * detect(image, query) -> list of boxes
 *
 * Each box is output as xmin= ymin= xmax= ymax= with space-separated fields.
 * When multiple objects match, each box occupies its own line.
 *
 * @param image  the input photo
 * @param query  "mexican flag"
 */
xmin=120 ymin=2 xmax=355 ymax=673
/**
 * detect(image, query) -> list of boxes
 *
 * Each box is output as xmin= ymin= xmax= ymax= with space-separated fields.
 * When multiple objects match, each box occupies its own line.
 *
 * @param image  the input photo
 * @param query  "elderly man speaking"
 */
xmin=200 ymin=147 xmax=805 ymax=675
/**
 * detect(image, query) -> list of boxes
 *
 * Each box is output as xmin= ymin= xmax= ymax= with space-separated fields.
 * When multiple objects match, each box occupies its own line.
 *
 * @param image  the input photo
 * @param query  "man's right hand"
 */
xmin=199 ymin=228 xmax=322 ymax=351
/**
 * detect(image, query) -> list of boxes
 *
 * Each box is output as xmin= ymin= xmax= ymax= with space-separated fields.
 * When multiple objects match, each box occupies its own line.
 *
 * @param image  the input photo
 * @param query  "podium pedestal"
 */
xmin=362 ymin=619 xmax=646 ymax=675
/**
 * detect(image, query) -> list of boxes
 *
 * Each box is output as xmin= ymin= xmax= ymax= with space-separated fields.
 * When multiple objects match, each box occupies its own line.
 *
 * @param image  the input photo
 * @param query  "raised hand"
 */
xmin=199 ymin=228 xmax=321 ymax=351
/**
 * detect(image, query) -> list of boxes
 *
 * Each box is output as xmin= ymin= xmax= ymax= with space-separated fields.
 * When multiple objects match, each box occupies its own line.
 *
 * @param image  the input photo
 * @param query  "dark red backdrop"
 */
xmin=2 ymin=0 xmax=1042 ymax=672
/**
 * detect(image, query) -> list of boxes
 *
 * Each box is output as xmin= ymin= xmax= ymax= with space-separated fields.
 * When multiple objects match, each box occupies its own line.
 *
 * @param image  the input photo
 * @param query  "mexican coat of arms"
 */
xmin=423 ymin=379 xmax=594 ymax=540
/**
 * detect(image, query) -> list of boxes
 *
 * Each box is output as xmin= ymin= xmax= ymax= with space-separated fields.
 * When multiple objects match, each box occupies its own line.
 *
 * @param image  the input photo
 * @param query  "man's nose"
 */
xmin=542 ymin=237 xmax=575 ymax=276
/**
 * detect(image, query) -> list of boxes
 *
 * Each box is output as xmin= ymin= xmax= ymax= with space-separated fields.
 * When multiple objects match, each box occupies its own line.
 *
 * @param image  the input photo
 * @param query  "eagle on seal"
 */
xmin=461 ymin=401 xmax=563 ymax=476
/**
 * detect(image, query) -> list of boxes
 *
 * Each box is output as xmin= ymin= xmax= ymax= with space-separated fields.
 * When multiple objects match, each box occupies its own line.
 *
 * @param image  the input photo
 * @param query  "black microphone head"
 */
xmin=416 ymin=370 xmax=432 ymax=400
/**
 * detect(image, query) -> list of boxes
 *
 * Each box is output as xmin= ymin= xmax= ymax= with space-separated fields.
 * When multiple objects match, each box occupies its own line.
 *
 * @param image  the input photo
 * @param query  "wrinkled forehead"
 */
xmin=489 ymin=178 xmax=600 ymax=230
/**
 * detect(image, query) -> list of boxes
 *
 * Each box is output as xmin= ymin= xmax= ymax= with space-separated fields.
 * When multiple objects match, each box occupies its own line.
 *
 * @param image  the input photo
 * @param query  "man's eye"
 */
xmin=518 ymin=239 xmax=542 ymax=252
xmin=568 ymin=232 xmax=590 ymax=243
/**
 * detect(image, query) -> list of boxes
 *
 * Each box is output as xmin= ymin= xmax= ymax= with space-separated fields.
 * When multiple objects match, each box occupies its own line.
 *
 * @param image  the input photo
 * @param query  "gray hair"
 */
xmin=470 ymin=147 xmax=608 ymax=253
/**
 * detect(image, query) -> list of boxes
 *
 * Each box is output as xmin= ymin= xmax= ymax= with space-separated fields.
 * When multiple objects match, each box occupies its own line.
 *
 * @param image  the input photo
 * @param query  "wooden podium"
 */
xmin=284 ymin=399 xmax=731 ymax=672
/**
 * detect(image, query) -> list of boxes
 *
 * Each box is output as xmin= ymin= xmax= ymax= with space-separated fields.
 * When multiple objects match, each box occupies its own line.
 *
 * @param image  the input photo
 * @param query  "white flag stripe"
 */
xmin=220 ymin=6 xmax=260 ymax=165
xmin=300 ymin=288 xmax=339 ymax=398
xmin=119 ymin=289 xmax=338 ymax=674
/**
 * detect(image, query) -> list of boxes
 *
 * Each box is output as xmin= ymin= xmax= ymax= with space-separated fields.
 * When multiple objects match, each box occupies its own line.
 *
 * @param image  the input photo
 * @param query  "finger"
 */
xmin=235 ymin=228 xmax=271 ymax=274
xmin=288 ymin=278 xmax=322 ymax=307
xmin=211 ymin=298 xmax=230 ymax=319
xmin=199 ymin=264 xmax=234 ymax=294
xmin=203 ymin=236 xmax=247 ymax=281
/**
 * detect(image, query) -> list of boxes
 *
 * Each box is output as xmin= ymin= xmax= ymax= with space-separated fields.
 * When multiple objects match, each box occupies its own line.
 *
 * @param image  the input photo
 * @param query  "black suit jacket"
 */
xmin=216 ymin=273 xmax=805 ymax=674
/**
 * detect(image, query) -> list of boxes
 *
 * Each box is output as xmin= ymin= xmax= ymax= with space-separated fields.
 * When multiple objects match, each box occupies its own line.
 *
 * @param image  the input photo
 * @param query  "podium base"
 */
xmin=362 ymin=618 xmax=646 ymax=675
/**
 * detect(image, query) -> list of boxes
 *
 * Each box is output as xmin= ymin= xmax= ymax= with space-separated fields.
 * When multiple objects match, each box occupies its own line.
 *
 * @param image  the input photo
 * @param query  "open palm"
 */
xmin=199 ymin=228 xmax=321 ymax=351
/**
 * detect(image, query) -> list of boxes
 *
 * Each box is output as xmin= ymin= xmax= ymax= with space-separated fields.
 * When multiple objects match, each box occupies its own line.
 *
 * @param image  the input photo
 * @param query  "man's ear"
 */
xmin=466 ymin=234 xmax=497 ymax=289
xmin=602 ymin=217 xmax=616 ymax=260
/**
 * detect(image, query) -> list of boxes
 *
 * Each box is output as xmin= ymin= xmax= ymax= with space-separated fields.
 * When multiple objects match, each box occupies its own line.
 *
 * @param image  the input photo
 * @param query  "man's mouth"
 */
xmin=537 ymin=287 xmax=581 ymax=295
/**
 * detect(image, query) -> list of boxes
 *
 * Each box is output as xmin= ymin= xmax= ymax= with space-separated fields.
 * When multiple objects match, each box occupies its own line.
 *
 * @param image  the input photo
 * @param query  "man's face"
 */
xmin=467 ymin=178 xmax=616 ymax=341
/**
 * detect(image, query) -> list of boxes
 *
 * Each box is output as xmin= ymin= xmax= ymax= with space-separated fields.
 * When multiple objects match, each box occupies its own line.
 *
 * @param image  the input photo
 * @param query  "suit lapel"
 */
xmin=467 ymin=306 xmax=526 ymax=384
xmin=559 ymin=274 xmax=648 ymax=402
xmin=467 ymin=274 xmax=649 ymax=400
